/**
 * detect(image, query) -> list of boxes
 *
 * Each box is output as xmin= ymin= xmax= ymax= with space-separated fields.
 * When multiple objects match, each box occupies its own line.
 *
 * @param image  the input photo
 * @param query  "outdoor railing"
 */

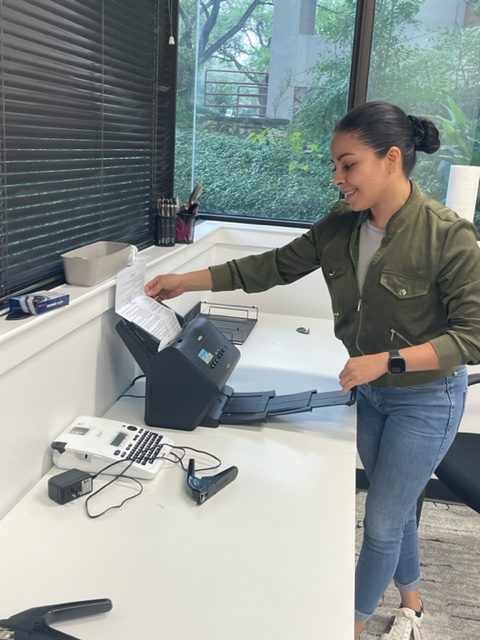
xmin=204 ymin=68 xmax=268 ymax=118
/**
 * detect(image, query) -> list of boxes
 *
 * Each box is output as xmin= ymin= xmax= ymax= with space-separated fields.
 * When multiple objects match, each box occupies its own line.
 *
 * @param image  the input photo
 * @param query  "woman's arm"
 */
xmin=144 ymin=269 xmax=213 ymax=301
xmin=339 ymin=220 xmax=480 ymax=394
xmin=338 ymin=343 xmax=441 ymax=393
xmin=144 ymin=227 xmax=323 ymax=300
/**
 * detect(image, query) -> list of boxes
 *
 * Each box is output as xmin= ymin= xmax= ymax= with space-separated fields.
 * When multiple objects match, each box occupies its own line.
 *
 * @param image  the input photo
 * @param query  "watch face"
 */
xmin=389 ymin=355 xmax=406 ymax=374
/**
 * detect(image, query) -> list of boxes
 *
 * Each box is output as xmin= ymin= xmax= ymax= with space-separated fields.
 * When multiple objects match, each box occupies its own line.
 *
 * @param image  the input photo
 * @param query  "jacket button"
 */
xmin=398 ymin=288 xmax=407 ymax=296
xmin=328 ymin=270 xmax=335 ymax=277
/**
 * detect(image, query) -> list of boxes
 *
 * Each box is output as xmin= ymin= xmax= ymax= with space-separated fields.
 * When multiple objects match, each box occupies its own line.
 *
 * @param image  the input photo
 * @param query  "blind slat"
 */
xmin=0 ymin=0 xmax=176 ymax=300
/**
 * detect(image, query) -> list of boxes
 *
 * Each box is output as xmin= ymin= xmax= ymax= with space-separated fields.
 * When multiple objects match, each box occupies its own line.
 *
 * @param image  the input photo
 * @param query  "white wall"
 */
xmin=0 ymin=310 xmax=135 ymax=512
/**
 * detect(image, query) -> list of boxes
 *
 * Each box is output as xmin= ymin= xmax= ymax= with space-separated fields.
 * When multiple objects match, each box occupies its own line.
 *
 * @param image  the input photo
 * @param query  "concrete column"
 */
xmin=266 ymin=0 xmax=316 ymax=120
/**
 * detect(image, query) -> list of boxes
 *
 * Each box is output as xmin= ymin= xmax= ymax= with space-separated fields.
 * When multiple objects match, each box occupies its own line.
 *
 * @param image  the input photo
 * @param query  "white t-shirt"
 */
xmin=357 ymin=219 xmax=385 ymax=293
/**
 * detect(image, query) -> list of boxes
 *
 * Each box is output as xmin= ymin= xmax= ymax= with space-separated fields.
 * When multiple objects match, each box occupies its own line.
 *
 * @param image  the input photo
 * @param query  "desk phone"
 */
xmin=51 ymin=415 xmax=173 ymax=480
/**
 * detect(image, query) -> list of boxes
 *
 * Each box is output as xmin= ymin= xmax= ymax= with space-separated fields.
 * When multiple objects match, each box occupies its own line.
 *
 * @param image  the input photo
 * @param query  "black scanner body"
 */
xmin=116 ymin=314 xmax=356 ymax=431
xmin=116 ymin=316 xmax=240 ymax=430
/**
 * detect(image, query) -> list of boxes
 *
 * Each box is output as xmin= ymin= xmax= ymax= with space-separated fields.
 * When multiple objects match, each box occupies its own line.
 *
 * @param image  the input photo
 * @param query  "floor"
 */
xmin=356 ymin=491 xmax=480 ymax=640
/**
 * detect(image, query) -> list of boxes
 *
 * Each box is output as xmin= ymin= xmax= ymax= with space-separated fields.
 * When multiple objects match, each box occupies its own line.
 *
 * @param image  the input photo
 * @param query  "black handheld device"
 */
xmin=0 ymin=598 xmax=112 ymax=639
xmin=186 ymin=458 xmax=238 ymax=505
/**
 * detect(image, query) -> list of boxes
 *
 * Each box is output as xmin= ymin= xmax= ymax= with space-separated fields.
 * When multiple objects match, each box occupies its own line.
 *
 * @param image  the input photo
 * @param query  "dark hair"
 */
xmin=333 ymin=101 xmax=440 ymax=176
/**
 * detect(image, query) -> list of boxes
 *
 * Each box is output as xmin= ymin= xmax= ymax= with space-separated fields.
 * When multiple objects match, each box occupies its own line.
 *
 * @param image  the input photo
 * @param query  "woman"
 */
xmin=145 ymin=102 xmax=480 ymax=639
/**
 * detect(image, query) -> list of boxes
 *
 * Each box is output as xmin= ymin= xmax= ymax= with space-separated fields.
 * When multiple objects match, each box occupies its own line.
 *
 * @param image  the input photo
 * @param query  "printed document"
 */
xmin=115 ymin=259 xmax=181 ymax=350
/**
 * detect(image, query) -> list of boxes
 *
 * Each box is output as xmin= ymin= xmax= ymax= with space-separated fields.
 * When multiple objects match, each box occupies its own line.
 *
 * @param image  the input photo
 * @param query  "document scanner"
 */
xmin=116 ymin=316 xmax=355 ymax=431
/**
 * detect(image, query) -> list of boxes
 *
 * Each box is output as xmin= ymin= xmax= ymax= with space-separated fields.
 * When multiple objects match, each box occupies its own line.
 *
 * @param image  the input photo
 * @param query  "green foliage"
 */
xmin=291 ymin=63 xmax=351 ymax=139
xmin=175 ymin=129 xmax=338 ymax=220
xmin=434 ymin=97 xmax=478 ymax=164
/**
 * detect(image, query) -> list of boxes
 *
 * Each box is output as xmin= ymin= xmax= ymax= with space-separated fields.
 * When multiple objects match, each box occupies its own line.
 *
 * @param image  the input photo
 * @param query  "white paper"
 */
xmin=115 ymin=259 xmax=181 ymax=350
xmin=445 ymin=164 xmax=480 ymax=223
xmin=115 ymin=258 xmax=146 ymax=311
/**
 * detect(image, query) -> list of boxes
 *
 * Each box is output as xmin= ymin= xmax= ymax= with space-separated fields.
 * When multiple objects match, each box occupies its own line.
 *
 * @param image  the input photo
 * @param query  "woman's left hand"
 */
xmin=339 ymin=353 xmax=389 ymax=393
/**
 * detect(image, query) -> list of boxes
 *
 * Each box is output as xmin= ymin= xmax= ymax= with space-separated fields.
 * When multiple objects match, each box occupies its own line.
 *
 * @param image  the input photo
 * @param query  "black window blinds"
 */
xmin=0 ymin=0 xmax=177 ymax=301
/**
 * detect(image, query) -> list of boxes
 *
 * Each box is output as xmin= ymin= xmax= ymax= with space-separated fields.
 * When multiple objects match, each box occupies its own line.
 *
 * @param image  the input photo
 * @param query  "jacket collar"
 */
xmin=350 ymin=182 xmax=424 ymax=233
xmin=384 ymin=181 xmax=424 ymax=235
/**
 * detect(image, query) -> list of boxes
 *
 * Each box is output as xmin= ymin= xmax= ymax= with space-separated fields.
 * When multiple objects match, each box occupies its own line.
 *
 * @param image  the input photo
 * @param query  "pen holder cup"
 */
xmin=176 ymin=210 xmax=196 ymax=244
xmin=154 ymin=214 xmax=176 ymax=247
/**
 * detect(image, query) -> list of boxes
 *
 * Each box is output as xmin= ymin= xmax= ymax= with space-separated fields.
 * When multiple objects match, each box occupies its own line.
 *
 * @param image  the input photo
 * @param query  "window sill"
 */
xmin=0 ymin=220 xmax=306 ymax=378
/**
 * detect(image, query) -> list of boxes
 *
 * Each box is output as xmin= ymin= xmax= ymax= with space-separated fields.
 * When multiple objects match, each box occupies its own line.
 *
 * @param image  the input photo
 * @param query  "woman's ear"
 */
xmin=385 ymin=146 xmax=403 ymax=173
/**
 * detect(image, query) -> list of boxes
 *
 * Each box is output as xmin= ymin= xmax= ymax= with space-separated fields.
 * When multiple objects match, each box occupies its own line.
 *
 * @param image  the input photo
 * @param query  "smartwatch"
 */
xmin=388 ymin=349 xmax=406 ymax=374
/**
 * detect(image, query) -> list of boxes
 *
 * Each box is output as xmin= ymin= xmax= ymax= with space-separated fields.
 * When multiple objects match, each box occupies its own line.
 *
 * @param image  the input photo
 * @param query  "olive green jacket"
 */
xmin=209 ymin=182 xmax=480 ymax=386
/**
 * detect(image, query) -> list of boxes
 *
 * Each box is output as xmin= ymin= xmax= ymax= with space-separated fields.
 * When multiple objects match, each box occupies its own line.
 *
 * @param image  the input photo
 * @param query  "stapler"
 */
xmin=186 ymin=458 xmax=238 ymax=505
xmin=0 ymin=598 xmax=112 ymax=639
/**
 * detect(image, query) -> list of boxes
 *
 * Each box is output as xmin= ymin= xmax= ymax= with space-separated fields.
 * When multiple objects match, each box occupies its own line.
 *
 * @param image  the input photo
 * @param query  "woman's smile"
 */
xmin=342 ymin=187 xmax=357 ymax=200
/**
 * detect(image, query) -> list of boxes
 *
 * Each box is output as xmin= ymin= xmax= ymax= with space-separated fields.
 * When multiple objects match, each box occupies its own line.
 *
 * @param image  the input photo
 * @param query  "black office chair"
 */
xmin=415 ymin=373 xmax=480 ymax=524
xmin=434 ymin=372 xmax=480 ymax=513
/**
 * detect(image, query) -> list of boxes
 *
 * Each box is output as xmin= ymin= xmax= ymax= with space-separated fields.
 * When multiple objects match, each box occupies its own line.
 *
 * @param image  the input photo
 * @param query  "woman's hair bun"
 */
xmin=407 ymin=115 xmax=440 ymax=154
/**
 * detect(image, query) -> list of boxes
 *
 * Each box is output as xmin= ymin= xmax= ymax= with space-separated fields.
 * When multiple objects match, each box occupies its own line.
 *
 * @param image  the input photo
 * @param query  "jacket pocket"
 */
xmin=389 ymin=327 xmax=415 ymax=347
xmin=322 ymin=264 xmax=354 ymax=344
xmin=380 ymin=270 xmax=433 ymax=349
xmin=324 ymin=264 xmax=347 ymax=281
xmin=380 ymin=270 xmax=429 ymax=299
xmin=322 ymin=263 xmax=349 ymax=310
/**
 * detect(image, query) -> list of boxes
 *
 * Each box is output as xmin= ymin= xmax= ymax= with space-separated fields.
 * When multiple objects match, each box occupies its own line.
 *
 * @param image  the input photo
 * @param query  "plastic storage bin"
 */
xmin=61 ymin=241 xmax=131 ymax=286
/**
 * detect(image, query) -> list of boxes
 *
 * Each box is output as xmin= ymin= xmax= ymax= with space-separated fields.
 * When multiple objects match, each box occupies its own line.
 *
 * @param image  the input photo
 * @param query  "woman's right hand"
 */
xmin=144 ymin=268 xmax=213 ymax=301
xmin=144 ymin=274 xmax=187 ymax=301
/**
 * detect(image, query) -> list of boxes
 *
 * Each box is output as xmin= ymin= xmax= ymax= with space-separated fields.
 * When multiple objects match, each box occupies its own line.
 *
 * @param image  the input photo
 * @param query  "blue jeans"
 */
xmin=355 ymin=367 xmax=468 ymax=622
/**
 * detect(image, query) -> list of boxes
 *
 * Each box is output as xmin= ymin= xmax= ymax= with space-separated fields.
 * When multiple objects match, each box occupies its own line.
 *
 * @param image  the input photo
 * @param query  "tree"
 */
xmin=177 ymin=0 xmax=273 ymax=126
xmin=179 ymin=0 xmax=272 ymax=67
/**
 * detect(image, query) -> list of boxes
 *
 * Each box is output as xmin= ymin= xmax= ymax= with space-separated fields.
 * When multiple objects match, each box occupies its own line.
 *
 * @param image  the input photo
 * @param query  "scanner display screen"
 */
xmin=198 ymin=348 xmax=213 ymax=364
xmin=111 ymin=433 xmax=126 ymax=447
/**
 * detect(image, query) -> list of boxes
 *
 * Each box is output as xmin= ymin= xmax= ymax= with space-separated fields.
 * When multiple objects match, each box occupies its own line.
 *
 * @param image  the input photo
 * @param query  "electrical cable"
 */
xmin=116 ymin=374 xmax=146 ymax=400
xmin=120 ymin=393 xmax=146 ymax=399
xmin=85 ymin=458 xmax=143 ymax=519
xmin=83 ymin=439 xmax=223 ymax=519
xmin=166 ymin=444 xmax=222 ymax=473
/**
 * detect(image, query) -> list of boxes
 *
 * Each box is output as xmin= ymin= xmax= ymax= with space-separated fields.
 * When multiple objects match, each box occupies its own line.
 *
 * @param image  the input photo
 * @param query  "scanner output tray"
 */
xmin=204 ymin=387 xmax=356 ymax=426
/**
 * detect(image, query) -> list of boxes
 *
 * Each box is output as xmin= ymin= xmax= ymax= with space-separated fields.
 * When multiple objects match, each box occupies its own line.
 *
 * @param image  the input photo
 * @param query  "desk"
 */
xmin=0 ymin=313 xmax=356 ymax=639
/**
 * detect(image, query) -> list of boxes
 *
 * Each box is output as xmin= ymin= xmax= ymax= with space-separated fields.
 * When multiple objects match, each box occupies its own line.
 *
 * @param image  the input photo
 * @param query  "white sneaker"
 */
xmin=381 ymin=606 xmax=424 ymax=640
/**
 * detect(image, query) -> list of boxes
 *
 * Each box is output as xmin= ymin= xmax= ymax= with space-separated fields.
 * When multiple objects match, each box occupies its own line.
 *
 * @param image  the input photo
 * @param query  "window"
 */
xmin=0 ymin=0 xmax=177 ymax=303
xmin=175 ymin=0 xmax=480 ymax=231
xmin=367 ymin=0 xmax=480 ymax=230
xmin=175 ymin=0 xmax=356 ymax=222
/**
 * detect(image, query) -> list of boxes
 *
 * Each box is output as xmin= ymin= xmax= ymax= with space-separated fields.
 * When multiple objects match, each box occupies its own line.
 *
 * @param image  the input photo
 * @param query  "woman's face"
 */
xmin=330 ymin=131 xmax=395 ymax=213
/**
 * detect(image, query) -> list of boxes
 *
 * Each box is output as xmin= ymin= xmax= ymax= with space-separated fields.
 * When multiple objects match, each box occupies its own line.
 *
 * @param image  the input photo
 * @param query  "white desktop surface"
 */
xmin=0 ymin=313 xmax=356 ymax=640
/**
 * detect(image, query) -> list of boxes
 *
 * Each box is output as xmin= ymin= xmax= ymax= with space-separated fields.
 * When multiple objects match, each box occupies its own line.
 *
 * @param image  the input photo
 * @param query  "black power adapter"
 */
xmin=48 ymin=468 xmax=93 ymax=505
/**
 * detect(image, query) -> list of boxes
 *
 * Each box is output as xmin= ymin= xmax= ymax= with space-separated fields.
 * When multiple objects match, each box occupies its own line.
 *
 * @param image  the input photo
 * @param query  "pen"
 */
xmin=186 ymin=183 xmax=203 ymax=213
